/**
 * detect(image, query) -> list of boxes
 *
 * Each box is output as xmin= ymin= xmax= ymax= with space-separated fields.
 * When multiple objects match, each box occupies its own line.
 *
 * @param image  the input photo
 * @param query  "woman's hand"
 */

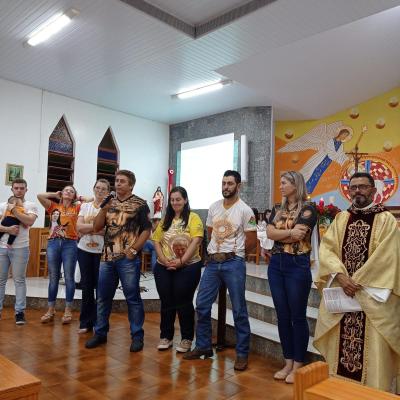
xmin=164 ymin=258 xmax=185 ymax=270
xmin=290 ymin=225 xmax=309 ymax=240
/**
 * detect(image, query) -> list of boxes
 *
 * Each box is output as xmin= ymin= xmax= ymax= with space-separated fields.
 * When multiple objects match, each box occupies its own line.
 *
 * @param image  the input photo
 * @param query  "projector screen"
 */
xmin=180 ymin=133 xmax=235 ymax=209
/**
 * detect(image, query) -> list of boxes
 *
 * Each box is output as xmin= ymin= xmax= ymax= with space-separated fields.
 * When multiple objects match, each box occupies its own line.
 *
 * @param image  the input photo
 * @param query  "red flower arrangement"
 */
xmin=316 ymin=204 xmax=341 ymax=226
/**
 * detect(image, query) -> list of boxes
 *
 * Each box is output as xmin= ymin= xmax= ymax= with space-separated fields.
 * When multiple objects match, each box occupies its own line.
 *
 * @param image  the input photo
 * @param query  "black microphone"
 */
xmin=100 ymin=191 xmax=115 ymax=208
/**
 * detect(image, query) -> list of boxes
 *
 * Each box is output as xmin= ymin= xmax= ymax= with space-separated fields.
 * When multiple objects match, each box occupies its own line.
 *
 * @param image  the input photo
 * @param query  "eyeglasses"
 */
xmin=348 ymin=184 xmax=373 ymax=192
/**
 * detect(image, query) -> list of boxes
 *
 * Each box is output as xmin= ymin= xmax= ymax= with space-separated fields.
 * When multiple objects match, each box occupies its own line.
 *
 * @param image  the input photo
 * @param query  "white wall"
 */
xmin=0 ymin=78 xmax=169 ymax=225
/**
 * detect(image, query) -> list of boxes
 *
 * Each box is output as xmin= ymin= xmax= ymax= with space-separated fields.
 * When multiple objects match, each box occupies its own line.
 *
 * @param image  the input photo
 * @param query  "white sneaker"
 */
xmin=157 ymin=338 xmax=173 ymax=350
xmin=176 ymin=339 xmax=192 ymax=353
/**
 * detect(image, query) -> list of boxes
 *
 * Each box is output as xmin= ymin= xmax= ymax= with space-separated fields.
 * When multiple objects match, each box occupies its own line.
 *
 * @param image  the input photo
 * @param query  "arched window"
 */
xmin=46 ymin=116 xmax=74 ymax=193
xmin=97 ymin=127 xmax=119 ymax=190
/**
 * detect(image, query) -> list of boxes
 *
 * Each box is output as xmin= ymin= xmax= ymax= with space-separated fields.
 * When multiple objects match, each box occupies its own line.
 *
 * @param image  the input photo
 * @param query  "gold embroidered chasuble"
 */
xmin=314 ymin=204 xmax=400 ymax=391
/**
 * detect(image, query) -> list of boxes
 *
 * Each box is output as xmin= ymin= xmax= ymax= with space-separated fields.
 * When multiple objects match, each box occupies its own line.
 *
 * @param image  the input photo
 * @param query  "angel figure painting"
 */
xmin=278 ymin=121 xmax=352 ymax=194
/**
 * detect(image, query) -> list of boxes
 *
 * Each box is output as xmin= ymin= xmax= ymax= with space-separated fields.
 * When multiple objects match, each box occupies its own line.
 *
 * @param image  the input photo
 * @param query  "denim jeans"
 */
xmin=95 ymin=256 xmax=144 ymax=340
xmin=268 ymin=252 xmax=312 ymax=362
xmin=47 ymin=239 xmax=78 ymax=307
xmin=154 ymin=260 xmax=202 ymax=340
xmin=195 ymin=256 xmax=250 ymax=357
xmin=142 ymin=240 xmax=157 ymax=271
xmin=0 ymin=246 xmax=30 ymax=313
xmin=77 ymin=249 xmax=101 ymax=329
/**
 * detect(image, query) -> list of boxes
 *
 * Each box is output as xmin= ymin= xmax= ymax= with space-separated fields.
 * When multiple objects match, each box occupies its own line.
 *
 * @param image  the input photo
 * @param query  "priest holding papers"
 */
xmin=314 ymin=172 xmax=400 ymax=392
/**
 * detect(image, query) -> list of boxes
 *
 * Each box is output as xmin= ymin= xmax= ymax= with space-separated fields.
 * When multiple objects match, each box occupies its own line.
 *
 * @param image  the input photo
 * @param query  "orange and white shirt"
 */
xmin=47 ymin=201 xmax=80 ymax=240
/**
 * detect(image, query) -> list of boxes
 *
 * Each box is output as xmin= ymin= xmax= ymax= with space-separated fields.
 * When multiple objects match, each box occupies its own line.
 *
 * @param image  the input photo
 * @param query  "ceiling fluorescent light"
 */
xmin=172 ymin=80 xmax=232 ymax=100
xmin=26 ymin=8 xmax=79 ymax=47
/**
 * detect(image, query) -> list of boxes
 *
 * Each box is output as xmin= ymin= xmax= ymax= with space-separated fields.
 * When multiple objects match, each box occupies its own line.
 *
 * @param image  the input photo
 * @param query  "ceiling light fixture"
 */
xmin=172 ymin=80 xmax=233 ymax=100
xmin=26 ymin=8 xmax=79 ymax=47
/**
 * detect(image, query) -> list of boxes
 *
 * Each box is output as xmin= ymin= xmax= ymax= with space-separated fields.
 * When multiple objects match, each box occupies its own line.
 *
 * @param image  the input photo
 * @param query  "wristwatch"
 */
xmin=127 ymin=247 xmax=138 ymax=258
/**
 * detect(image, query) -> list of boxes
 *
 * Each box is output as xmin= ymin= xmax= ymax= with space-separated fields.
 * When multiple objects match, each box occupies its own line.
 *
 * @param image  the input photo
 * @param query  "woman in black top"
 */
xmin=266 ymin=171 xmax=317 ymax=383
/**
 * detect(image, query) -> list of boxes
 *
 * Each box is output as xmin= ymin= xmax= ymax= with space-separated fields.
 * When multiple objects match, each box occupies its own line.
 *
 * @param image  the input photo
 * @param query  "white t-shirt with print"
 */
xmin=77 ymin=202 xmax=104 ymax=254
xmin=206 ymin=198 xmax=256 ymax=258
xmin=0 ymin=200 xmax=39 ymax=249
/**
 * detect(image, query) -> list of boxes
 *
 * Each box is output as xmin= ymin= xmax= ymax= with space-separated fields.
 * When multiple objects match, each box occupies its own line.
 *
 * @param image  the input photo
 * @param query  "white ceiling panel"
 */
xmin=219 ymin=5 xmax=400 ymax=120
xmin=0 ymin=0 xmax=399 ymax=124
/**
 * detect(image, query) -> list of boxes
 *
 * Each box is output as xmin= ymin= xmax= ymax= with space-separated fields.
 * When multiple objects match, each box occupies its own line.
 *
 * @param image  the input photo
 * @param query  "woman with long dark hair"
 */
xmin=152 ymin=186 xmax=204 ymax=353
xmin=266 ymin=171 xmax=317 ymax=383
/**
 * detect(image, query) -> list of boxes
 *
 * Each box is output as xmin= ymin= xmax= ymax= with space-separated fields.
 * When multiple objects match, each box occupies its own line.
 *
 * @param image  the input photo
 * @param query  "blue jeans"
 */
xmin=47 ymin=239 xmax=78 ymax=307
xmin=154 ymin=261 xmax=202 ymax=340
xmin=142 ymin=240 xmax=157 ymax=271
xmin=0 ymin=246 xmax=30 ymax=313
xmin=268 ymin=252 xmax=312 ymax=363
xmin=95 ymin=256 xmax=144 ymax=340
xmin=195 ymin=256 xmax=250 ymax=357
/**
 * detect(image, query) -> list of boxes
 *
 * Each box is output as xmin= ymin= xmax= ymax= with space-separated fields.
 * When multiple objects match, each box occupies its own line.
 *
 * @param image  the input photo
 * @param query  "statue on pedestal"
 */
xmin=152 ymin=186 xmax=164 ymax=218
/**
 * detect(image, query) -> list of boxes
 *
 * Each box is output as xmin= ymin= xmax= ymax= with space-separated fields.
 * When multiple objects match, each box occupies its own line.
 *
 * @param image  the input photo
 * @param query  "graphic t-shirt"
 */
xmin=206 ymin=199 xmax=256 ymax=258
xmin=152 ymin=212 xmax=204 ymax=264
xmin=0 ymin=201 xmax=38 ymax=248
xmin=47 ymin=201 xmax=80 ymax=240
xmin=78 ymin=201 xmax=104 ymax=254
xmin=268 ymin=202 xmax=317 ymax=255
xmin=103 ymin=194 xmax=151 ymax=262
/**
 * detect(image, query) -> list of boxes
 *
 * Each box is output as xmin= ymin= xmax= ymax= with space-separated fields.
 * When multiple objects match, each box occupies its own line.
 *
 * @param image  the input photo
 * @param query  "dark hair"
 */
xmin=50 ymin=208 xmax=62 ymax=225
xmin=116 ymin=170 xmax=136 ymax=186
xmin=153 ymin=186 xmax=163 ymax=198
xmin=162 ymin=186 xmax=190 ymax=231
xmin=223 ymin=170 xmax=241 ymax=184
xmin=349 ymin=172 xmax=375 ymax=187
xmin=12 ymin=178 xmax=27 ymax=187
xmin=263 ymin=209 xmax=272 ymax=222
xmin=251 ymin=208 xmax=259 ymax=222
xmin=93 ymin=178 xmax=110 ymax=191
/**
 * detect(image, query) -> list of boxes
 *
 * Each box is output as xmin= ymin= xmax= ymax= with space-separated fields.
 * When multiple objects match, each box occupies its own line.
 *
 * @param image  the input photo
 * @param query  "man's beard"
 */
xmin=352 ymin=194 xmax=373 ymax=208
xmin=222 ymin=189 xmax=238 ymax=199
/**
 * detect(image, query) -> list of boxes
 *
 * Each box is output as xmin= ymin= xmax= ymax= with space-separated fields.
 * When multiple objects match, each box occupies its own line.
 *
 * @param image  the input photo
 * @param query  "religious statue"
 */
xmin=152 ymin=186 xmax=164 ymax=218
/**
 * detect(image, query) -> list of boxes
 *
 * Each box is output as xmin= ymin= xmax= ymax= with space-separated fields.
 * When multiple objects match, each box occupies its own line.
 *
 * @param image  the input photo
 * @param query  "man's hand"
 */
xmin=290 ymin=225 xmax=308 ymax=240
xmin=336 ymin=273 xmax=361 ymax=297
xmin=101 ymin=198 xmax=115 ymax=212
xmin=7 ymin=225 xmax=19 ymax=236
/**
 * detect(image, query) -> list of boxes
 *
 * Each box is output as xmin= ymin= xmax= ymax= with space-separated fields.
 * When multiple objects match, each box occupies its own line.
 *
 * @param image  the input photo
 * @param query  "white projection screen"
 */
xmin=180 ymin=133 xmax=235 ymax=209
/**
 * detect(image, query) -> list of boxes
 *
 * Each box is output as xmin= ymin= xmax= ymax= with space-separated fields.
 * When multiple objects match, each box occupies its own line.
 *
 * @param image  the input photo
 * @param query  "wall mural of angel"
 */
xmin=278 ymin=121 xmax=352 ymax=194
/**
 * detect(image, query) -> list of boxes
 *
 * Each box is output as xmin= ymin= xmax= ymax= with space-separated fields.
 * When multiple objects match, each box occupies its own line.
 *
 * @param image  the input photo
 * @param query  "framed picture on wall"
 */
xmin=5 ymin=163 xmax=24 ymax=185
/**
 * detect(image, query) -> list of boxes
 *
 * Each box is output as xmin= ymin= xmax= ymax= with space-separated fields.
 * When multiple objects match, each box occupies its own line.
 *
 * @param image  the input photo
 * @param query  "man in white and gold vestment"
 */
xmin=314 ymin=172 xmax=400 ymax=392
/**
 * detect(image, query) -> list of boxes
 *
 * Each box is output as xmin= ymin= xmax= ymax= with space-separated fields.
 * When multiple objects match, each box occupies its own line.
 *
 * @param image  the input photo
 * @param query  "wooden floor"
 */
xmin=0 ymin=308 xmax=293 ymax=400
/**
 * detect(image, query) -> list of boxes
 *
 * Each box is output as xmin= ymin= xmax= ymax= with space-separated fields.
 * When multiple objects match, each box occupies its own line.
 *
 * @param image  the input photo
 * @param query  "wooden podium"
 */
xmin=26 ymin=228 xmax=49 ymax=277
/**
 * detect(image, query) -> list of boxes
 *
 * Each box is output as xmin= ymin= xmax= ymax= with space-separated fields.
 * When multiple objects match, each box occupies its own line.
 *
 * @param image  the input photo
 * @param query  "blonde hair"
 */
xmin=275 ymin=171 xmax=308 ymax=222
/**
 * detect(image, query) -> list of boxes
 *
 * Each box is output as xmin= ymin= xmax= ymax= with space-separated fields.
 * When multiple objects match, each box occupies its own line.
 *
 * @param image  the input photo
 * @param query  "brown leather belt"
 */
xmin=207 ymin=252 xmax=236 ymax=263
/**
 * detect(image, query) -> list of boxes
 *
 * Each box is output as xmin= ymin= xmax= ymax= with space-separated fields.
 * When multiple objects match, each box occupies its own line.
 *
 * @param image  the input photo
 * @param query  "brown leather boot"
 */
xmin=234 ymin=356 xmax=248 ymax=371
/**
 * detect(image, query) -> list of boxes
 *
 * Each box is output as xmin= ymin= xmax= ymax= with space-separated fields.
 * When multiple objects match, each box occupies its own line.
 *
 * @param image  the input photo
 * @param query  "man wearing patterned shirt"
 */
xmin=86 ymin=170 xmax=151 ymax=352
xmin=184 ymin=170 xmax=257 ymax=371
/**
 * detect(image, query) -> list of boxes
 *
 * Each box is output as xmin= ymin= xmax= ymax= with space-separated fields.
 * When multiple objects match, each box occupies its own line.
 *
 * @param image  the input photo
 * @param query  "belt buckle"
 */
xmin=213 ymin=253 xmax=225 ymax=263
xmin=111 ymin=254 xmax=125 ymax=262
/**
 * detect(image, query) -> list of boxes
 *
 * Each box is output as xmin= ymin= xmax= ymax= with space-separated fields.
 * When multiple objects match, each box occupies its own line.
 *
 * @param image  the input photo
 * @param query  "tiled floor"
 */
xmin=0 ymin=309 xmax=294 ymax=400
